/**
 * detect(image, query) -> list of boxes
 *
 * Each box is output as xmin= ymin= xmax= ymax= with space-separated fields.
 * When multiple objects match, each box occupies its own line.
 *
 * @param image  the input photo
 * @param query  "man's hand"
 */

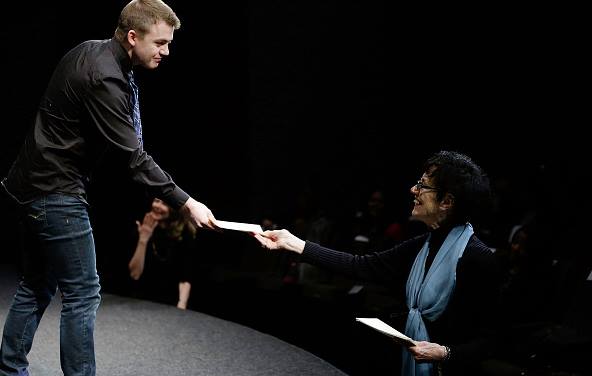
xmin=181 ymin=197 xmax=218 ymax=230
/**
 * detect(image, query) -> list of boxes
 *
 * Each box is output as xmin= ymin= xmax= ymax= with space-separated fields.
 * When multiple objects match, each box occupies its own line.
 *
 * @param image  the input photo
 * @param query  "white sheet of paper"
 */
xmin=216 ymin=220 xmax=263 ymax=233
xmin=355 ymin=318 xmax=416 ymax=347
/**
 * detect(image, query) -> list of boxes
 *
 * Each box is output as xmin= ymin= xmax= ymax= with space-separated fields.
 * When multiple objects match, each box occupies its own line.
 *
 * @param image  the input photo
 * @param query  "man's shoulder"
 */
xmin=65 ymin=39 xmax=110 ymax=61
xmin=65 ymin=39 xmax=125 ymax=83
xmin=91 ymin=39 xmax=126 ymax=78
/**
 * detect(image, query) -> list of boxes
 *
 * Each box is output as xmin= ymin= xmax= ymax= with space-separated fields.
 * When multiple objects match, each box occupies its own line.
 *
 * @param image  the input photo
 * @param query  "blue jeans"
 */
xmin=0 ymin=194 xmax=101 ymax=376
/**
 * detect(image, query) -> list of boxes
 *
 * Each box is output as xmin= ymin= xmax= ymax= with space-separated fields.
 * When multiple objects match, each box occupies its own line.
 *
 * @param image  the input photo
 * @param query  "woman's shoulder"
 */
xmin=461 ymin=235 xmax=500 ymax=273
xmin=400 ymin=232 xmax=430 ymax=248
xmin=466 ymin=235 xmax=494 ymax=257
xmin=378 ymin=232 xmax=429 ymax=256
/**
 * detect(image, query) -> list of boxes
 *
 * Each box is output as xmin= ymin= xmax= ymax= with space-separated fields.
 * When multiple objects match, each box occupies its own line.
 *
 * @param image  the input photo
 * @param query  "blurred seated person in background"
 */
xmin=498 ymin=223 xmax=552 ymax=325
xmin=129 ymin=198 xmax=197 ymax=309
xmin=484 ymin=219 xmax=592 ymax=375
xmin=254 ymin=150 xmax=502 ymax=376
xmin=351 ymin=189 xmax=397 ymax=253
xmin=351 ymin=189 xmax=428 ymax=254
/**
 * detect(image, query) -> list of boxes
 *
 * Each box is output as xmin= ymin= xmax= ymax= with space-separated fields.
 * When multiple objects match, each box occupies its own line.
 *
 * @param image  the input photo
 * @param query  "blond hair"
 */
xmin=114 ymin=0 xmax=180 ymax=42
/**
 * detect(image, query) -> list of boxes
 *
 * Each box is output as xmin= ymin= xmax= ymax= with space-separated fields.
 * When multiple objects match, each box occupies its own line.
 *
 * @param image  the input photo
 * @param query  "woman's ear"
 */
xmin=439 ymin=193 xmax=455 ymax=211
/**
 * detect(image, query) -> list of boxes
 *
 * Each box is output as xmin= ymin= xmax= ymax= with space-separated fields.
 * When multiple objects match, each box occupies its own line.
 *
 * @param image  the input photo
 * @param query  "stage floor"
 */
xmin=0 ymin=264 xmax=346 ymax=376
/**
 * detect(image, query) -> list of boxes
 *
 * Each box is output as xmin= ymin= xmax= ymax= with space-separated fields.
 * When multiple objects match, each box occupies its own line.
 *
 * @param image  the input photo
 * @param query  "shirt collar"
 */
xmin=108 ymin=37 xmax=133 ymax=76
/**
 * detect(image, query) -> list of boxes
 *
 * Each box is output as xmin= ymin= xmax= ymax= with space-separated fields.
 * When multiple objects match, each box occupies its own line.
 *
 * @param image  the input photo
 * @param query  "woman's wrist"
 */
xmin=442 ymin=345 xmax=451 ymax=362
xmin=138 ymin=235 xmax=151 ymax=244
xmin=287 ymin=238 xmax=306 ymax=254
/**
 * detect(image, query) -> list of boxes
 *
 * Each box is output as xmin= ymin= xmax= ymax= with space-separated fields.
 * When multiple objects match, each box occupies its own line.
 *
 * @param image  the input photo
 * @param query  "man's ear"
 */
xmin=127 ymin=30 xmax=138 ymax=47
xmin=439 ymin=193 xmax=455 ymax=211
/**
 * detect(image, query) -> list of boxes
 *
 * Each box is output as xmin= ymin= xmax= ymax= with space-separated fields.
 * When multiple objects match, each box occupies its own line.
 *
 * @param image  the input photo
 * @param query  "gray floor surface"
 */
xmin=0 ymin=265 xmax=347 ymax=376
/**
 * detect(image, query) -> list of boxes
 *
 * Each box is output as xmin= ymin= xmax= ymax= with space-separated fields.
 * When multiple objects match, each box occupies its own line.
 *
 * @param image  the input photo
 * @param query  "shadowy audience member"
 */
xmin=128 ymin=198 xmax=198 ymax=309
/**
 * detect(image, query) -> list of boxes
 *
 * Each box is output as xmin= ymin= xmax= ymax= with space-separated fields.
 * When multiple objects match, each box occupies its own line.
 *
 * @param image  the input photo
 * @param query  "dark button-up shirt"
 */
xmin=2 ymin=38 xmax=189 ymax=209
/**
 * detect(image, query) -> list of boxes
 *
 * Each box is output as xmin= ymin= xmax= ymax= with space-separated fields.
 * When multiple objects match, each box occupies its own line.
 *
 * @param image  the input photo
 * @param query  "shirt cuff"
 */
xmin=165 ymin=185 xmax=190 ymax=210
xmin=301 ymin=241 xmax=323 ymax=262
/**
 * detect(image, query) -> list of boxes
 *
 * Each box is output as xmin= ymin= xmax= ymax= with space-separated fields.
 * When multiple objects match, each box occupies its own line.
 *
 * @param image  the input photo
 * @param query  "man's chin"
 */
xmin=141 ymin=61 xmax=159 ymax=70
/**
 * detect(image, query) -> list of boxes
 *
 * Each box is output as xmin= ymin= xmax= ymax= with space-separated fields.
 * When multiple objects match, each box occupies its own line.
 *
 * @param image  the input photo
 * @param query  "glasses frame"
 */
xmin=415 ymin=180 xmax=438 ymax=193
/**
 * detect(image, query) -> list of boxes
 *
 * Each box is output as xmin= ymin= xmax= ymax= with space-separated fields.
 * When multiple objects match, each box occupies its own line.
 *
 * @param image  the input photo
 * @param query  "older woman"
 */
xmin=254 ymin=150 xmax=501 ymax=376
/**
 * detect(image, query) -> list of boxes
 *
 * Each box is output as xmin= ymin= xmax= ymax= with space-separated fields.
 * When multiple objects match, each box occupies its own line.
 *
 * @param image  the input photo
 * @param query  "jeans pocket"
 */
xmin=27 ymin=210 xmax=45 ymax=220
xmin=25 ymin=197 xmax=46 ymax=225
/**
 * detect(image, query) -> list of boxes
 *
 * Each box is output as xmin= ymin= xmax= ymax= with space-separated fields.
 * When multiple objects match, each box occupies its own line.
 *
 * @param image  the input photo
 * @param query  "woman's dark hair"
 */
xmin=161 ymin=206 xmax=196 ymax=240
xmin=424 ymin=150 xmax=492 ymax=225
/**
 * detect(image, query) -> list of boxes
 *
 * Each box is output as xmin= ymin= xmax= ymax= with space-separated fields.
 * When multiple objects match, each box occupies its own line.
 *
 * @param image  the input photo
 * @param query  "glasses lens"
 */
xmin=416 ymin=180 xmax=436 ymax=192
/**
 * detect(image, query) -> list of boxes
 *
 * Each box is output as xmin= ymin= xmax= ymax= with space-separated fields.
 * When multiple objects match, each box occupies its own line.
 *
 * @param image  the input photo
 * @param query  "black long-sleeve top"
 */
xmin=2 ymin=38 xmax=188 ymax=209
xmin=301 ymin=229 xmax=502 ymax=375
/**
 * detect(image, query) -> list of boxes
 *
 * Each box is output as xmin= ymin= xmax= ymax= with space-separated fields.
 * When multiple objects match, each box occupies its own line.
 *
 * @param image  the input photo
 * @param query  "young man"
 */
xmin=254 ymin=151 xmax=502 ymax=376
xmin=0 ymin=1 xmax=217 ymax=375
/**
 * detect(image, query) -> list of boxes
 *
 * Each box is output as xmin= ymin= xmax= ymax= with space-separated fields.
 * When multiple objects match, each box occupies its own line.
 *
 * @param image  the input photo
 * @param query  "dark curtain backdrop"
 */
xmin=0 ymin=1 xmax=583 ymax=267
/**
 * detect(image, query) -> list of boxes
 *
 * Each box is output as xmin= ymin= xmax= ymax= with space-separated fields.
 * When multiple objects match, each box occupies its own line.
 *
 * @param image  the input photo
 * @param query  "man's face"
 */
xmin=131 ymin=20 xmax=174 ymax=69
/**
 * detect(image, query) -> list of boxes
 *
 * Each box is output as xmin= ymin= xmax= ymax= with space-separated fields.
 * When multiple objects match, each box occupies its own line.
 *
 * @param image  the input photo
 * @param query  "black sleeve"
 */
xmin=301 ymin=237 xmax=423 ymax=285
xmin=444 ymin=243 xmax=503 ymax=372
xmin=83 ymin=74 xmax=189 ymax=209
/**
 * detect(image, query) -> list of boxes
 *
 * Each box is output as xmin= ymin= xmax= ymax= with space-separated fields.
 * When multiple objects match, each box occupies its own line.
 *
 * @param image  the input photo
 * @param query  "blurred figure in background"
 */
xmin=129 ymin=198 xmax=198 ymax=309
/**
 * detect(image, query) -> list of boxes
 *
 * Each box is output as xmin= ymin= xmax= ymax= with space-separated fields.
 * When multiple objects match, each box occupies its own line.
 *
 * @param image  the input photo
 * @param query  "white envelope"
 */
xmin=215 ymin=220 xmax=263 ymax=234
xmin=355 ymin=317 xmax=416 ymax=347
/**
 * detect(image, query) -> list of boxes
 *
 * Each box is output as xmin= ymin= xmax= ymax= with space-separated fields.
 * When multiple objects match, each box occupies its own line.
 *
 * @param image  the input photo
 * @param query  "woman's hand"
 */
xmin=136 ymin=212 xmax=159 ymax=243
xmin=407 ymin=341 xmax=448 ymax=362
xmin=253 ymin=229 xmax=306 ymax=254
xmin=129 ymin=212 xmax=158 ymax=280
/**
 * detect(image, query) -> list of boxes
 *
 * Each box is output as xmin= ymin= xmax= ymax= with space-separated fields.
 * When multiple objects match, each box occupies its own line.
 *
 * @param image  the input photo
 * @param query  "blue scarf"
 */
xmin=401 ymin=223 xmax=474 ymax=376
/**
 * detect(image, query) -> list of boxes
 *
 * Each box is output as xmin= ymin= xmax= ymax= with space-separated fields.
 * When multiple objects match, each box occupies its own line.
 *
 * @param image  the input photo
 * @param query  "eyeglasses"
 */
xmin=415 ymin=180 xmax=438 ymax=192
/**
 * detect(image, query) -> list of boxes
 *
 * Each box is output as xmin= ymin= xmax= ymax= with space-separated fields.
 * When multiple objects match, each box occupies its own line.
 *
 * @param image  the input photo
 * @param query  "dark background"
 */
xmin=1 ymin=1 xmax=583 ymax=217
xmin=0 ymin=1 xmax=586 ymax=375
